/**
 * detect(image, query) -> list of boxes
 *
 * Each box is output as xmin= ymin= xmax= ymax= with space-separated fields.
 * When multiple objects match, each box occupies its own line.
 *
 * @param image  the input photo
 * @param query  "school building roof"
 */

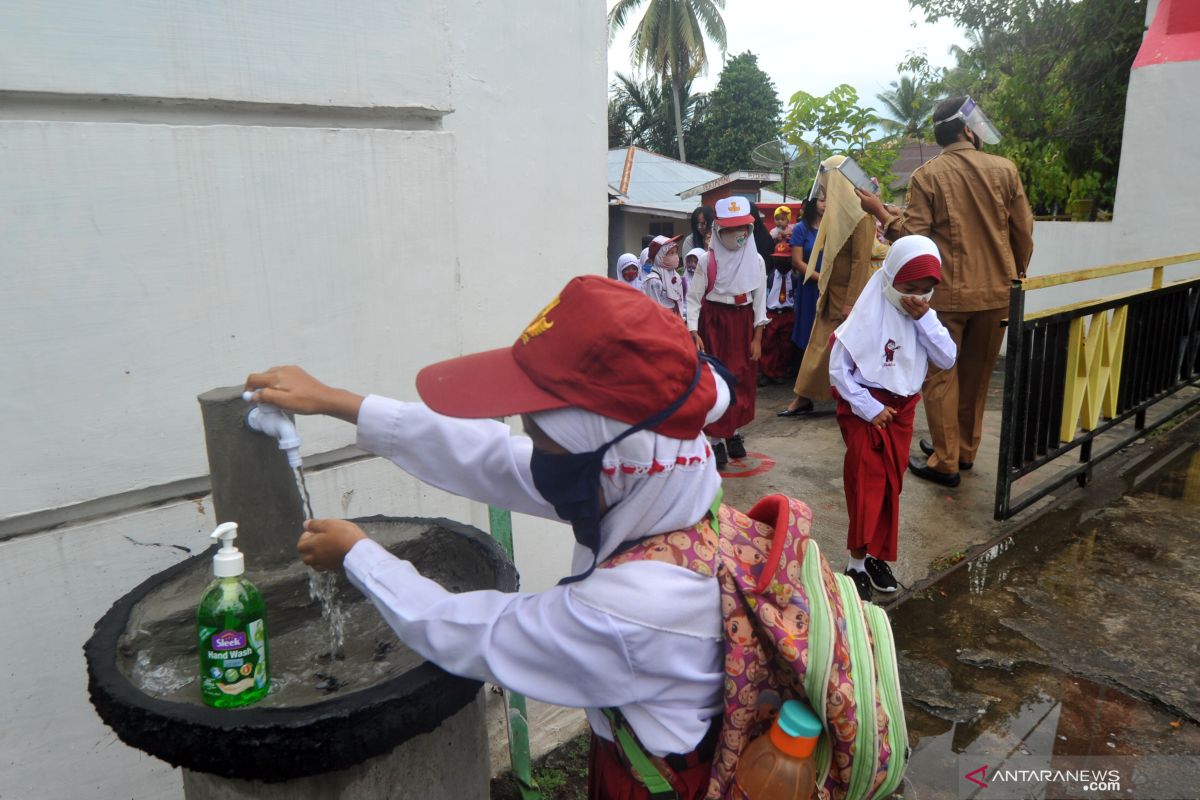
xmin=607 ymin=147 xmax=787 ymax=216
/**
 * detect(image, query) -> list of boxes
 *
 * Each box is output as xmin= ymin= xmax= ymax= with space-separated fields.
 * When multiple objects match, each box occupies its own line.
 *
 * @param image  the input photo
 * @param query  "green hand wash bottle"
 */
xmin=197 ymin=522 xmax=270 ymax=708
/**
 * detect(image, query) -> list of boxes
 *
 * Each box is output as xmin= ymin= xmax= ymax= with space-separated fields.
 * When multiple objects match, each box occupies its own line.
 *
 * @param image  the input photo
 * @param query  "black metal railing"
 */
xmin=995 ymin=254 xmax=1200 ymax=520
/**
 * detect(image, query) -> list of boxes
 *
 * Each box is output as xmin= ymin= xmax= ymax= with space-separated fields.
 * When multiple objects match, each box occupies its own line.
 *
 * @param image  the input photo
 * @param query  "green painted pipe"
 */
xmin=488 ymin=505 xmax=541 ymax=800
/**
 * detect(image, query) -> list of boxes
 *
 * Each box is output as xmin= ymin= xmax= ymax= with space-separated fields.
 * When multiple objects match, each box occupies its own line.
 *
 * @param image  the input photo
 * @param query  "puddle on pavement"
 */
xmin=891 ymin=445 xmax=1200 ymax=798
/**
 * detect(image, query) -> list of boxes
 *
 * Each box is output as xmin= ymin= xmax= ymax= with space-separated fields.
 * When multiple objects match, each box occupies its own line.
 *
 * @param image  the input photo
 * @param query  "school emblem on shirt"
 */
xmin=884 ymin=339 xmax=900 ymax=364
xmin=521 ymin=295 xmax=561 ymax=344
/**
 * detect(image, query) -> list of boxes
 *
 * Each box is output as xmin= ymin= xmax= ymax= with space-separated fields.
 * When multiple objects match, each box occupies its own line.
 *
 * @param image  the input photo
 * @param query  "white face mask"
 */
xmin=718 ymin=230 xmax=747 ymax=250
xmin=883 ymin=284 xmax=934 ymax=314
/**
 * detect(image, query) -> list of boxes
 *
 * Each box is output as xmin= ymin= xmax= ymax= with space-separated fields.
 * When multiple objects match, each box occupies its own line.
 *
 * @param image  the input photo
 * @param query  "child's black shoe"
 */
xmin=726 ymin=434 xmax=747 ymax=459
xmin=864 ymin=556 xmax=898 ymax=593
xmin=845 ymin=568 xmax=873 ymax=602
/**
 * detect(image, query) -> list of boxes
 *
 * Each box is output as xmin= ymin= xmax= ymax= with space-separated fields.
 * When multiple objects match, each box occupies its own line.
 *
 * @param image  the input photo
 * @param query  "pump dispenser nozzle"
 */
xmin=242 ymin=391 xmax=302 ymax=468
xmin=210 ymin=521 xmax=245 ymax=578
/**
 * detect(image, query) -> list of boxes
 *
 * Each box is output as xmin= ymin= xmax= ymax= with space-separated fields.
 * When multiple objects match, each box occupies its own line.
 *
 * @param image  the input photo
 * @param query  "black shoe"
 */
xmin=757 ymin=374 xmax=770 ymax=387
xmin=726 ymin=435 xmax=747 ymax=459
xmin=712 ymin=440 xmax=728 ymax=467
xmin=864 ymin=556 xmax=898 ymax=593
xmin=777 ymin=400 xmax=814 ymax=418
xmin=845 ymin=568 xmax=872 ymax=602
xmin=918 ymin=439 xmax=973 ymax=471
xmin=907 ymin=455 xmax=961 ymax=487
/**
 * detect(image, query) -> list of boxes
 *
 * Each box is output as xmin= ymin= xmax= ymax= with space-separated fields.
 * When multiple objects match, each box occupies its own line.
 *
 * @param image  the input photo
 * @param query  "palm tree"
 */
xmin=608 ymin=0 xmax=727 ymax=163
xmin=609 ymin=72 xmax=706 ymax=156
xmin=876 ymin=76 xmax=936 ymax=141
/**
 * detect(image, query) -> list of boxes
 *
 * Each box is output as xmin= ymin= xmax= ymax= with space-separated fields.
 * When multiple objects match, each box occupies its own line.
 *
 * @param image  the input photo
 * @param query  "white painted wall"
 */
xmin=0 ymin=2 xmax=452 ymax=111
xmin=0 ymin=1 xmax=604 ymax=797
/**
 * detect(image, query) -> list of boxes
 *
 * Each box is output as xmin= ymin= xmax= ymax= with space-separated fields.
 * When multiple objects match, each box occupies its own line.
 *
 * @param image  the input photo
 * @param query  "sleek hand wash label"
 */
xmin=200 ymin=619 xmax=268 ymax=702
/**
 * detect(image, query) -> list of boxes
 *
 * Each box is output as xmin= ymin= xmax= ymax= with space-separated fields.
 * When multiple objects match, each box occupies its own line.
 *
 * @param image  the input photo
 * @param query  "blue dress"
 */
xmin=789 ymin=222 xmax=823 ymax=350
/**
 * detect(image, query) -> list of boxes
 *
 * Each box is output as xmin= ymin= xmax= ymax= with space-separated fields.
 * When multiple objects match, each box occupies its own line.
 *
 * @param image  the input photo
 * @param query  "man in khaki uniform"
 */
xmin=858 ymin=96 xmax=1034 ymax=486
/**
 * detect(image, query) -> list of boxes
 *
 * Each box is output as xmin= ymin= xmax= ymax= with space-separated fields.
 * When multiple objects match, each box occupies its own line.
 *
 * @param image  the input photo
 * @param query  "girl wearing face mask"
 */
xmin=616 ymin=252 xmax=643 ymax=290
xmin=244 ymin=276 xmax=734 ymax=799
xmin=685 ymin=197 xmax=769 ymax=467
xmin=827 ymin=235 xmax=957 ymax=603
xmin=642 ymin=234 xmax=686 ymax=318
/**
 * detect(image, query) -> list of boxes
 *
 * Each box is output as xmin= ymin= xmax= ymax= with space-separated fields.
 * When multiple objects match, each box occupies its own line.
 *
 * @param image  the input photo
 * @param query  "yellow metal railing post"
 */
xmin=1059 ymin=306 xmax=1128 ymax=441
xmin=1152 ymin=265 xmax=1164 ymax=289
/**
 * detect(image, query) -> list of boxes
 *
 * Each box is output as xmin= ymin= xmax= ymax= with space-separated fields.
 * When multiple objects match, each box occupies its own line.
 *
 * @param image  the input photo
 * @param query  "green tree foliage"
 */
xmin=608 ymin=0 xmax=727 ymax=162
xmin=608 ymin=72 xmax=708 ymax=156
xmin=911 ymin=0 xmax=1147 ymax=214
xmin=781 ymin=84 xmax=902 ymax=200
xmin=876 ymin=75 xmax=936 ymax=140
xmin=688 ymin=52 xmax=783 ymax=175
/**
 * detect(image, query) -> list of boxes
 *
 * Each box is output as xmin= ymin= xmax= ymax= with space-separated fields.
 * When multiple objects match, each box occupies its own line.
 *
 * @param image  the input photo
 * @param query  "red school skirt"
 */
xmin=833 ymin=385 xmax=920 ymax=563
xmin=698 ymin=299 xmax=756 ymax=439
xmin=587 ymin=733 xmax=714 ymax=800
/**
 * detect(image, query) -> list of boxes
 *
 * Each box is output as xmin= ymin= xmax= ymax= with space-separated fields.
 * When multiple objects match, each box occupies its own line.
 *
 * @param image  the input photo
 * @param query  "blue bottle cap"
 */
xmin=777 ymin=699 xmax=823 ymax=740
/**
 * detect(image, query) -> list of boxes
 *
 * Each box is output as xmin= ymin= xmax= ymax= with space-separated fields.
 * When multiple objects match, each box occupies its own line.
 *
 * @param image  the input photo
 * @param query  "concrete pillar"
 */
xmin=198 ymin=385 xmax=305 ymax=571
xmin=180 ymin=690 xmax=491 ymax=799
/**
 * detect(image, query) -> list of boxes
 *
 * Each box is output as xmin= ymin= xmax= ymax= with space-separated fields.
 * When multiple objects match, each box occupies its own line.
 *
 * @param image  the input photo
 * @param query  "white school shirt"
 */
xmin=828 ymin=310 xmax=957 ymax=422
xmin=766 ymin=269 xmax=794 ymax=311
xmin=641 ymin=269 xmax=684 ymax=318
xmin=346 ymin=395 xmax=724 ymax=756
xmin=685 ymin=252 xmax=769 ymax=331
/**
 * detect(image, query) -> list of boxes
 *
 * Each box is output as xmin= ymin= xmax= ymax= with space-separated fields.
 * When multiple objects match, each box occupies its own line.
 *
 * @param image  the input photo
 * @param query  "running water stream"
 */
xmin=295 ymin=466 xmax=346 ymax=664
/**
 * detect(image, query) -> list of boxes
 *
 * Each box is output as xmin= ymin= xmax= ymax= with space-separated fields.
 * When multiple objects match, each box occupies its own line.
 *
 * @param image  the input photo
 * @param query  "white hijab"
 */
xmin=833 ymin=235 xmax=941 ymax=397
xmin=616 ymin=252 xmax=642 ymax=289
xmin=706 ymin=221 xmax=762 ymax=297
xmin=531 ymin=365 xmax=731 ymax=573
xmin=651 ymin=240 xmax=685 ymax=303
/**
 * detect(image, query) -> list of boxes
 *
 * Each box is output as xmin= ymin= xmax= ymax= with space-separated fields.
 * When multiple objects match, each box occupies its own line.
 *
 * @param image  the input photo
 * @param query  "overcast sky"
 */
xmin=607 ymin=0 xmax=968 ymax=121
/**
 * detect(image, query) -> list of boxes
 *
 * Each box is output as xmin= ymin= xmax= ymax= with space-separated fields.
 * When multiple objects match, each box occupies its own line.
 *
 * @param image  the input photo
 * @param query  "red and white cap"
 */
xmin=647 ymin=234 xmax=683 ymax=262
xmin=714 ymin=196 xmax=754 ymax=228
xmin=416 ymin=275 xmax=718 ymax=439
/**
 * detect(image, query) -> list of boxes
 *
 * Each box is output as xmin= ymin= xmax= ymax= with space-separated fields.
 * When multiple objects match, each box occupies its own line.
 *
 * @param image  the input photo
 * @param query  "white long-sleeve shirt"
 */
xmin=828 ymin=311 xmax=957 ymax=422
xmin=641 ymin=269 xmax=684 ymax=318
xmin=345 ymin=395 xmax=723 ymax=756
xmin=685 ymin=252 xmax=769 ymax=331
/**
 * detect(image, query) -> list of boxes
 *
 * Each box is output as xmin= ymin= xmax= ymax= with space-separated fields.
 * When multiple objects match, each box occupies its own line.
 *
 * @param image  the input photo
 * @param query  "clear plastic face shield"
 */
xmin=936 ymin=96 xmax=1002 ymax=145
xmin=807 ymin=165 xmax=823 ymax=201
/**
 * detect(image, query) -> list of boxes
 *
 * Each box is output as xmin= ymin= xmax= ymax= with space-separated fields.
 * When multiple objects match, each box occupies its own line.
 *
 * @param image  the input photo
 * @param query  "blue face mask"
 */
xmin=529 ymin=357 xmax=728 ymax=584
xmin=529 ymin=447 xmax=607 ymax=556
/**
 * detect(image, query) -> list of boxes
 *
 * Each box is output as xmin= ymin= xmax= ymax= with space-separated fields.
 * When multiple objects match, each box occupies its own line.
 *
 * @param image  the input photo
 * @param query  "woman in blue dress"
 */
xmin=778 ymin=190 xmax=825 ymax=416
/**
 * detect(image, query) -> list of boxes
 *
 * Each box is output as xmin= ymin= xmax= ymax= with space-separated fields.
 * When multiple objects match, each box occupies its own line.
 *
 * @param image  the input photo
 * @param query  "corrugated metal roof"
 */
xmin=607 ymin=147 xmax=721 ymax=215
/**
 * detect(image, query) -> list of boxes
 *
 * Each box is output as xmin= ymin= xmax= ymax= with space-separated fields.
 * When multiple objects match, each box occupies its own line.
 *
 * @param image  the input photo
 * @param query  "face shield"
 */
xmin=807 ymin=165 xmax=823 ymax=201
xmin=935 ymin=96 xmax=1001 ymax=145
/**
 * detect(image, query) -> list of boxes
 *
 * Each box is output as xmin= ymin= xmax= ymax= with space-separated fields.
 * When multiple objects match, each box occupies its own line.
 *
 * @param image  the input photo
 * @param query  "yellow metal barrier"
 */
xmin=1060 ymin=306 xmax=1128 ymax=440
xmin=994 ymin=251 xmax=1200 ymax=519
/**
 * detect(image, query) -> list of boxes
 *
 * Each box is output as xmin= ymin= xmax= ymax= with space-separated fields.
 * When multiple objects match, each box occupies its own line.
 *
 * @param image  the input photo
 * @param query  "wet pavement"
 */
xmin=892 ymin=443 xmax=1200 ymax=798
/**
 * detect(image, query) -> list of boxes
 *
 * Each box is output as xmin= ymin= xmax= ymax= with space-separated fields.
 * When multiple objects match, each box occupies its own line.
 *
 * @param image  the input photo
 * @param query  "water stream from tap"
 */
xmin=294 ymin=466 xmax=346 ymax=664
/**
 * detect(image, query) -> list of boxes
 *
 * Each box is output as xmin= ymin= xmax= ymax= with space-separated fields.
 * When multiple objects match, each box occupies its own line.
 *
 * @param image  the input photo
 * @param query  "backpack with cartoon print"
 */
xmin=599 ymin=493 xmax=907 ymax=800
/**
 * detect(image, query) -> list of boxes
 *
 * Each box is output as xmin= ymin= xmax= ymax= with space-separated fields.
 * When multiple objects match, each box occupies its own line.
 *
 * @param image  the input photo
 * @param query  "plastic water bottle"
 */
xmin=732 ymin=699 xmax=822 ymax=800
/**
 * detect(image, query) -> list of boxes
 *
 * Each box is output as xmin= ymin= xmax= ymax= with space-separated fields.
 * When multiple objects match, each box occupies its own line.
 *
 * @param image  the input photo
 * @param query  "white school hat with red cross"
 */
xmin=714 ymin=196 xmax=754 ymax=227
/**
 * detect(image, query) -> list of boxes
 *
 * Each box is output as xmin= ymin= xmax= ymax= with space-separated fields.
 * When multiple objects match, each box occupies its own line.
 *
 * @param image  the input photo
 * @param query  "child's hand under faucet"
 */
xmin=245 ymin=366 xmax=364 ymax=424
xmin=297 ymin=518 xmax=367 ymax=572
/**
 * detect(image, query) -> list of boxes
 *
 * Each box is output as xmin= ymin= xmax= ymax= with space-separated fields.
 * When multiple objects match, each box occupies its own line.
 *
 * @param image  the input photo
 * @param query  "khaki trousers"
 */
xmin=921 ymin=307 xmax=1007 ymax=473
